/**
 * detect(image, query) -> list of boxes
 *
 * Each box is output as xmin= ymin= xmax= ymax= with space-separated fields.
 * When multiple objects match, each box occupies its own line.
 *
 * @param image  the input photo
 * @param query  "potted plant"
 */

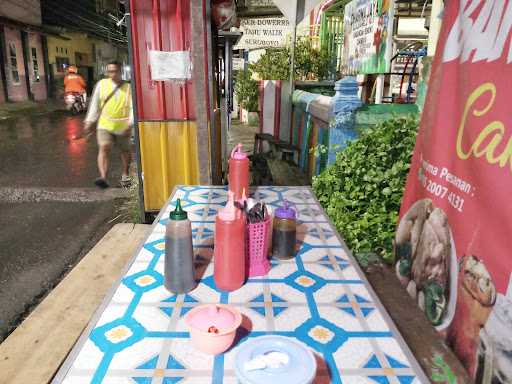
xmin=249 ymin=38 xmax=330 ymax=140
xmin=235 ymin=69 xmax=259 ymax=125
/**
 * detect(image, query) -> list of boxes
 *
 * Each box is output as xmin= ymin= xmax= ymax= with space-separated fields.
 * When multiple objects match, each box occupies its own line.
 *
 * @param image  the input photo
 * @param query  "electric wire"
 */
xmin=42 ymin=7 xmax=126 ymax=43
xmin=41 ymin=1 xmax=127 ymax=43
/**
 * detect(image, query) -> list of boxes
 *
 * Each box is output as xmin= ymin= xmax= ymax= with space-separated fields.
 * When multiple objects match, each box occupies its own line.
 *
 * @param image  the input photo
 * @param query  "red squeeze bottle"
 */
xmin=228 ymin=144 xmax=249 ymax=200
xmin=214 ymin=191 xmax=246 ymax=291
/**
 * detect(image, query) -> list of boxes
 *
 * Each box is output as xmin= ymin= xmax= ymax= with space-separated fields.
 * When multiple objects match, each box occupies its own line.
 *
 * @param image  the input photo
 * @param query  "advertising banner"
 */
xmin=234 ymin=17 xmax=291 ymax=50
xmin=342 ymin=0 xmax=394 ymax=74
xmin=395 ymin=1 xmax=512 ymax=382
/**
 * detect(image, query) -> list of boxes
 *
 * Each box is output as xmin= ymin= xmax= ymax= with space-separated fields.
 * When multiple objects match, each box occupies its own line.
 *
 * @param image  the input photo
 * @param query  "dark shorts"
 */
xmin=97 ymin=129 xmax=131 ymax=152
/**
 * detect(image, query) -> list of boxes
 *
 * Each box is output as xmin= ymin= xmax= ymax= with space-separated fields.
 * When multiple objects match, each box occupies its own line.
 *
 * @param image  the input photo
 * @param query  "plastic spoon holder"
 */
xmin=246 ymin=214 xmax=272 ymax=277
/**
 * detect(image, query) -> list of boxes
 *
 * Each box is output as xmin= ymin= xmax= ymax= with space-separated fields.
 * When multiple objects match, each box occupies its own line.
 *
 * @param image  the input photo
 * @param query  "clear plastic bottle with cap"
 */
xmin=214 ymin=191 xmax=246 ymax=291
xmin=165 ymin=199 xmax=197 ymax=293
xmin=272 ymin=200 xmax=297 ymax=260
xmin=228 ymin=143 xmax=249 ymax=201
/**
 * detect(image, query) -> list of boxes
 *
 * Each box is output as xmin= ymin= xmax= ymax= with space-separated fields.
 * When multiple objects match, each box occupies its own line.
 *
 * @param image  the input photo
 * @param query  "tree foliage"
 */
xmin=234 ymin=69 xmax=259 ymax=111
xmin=249 ymin=37 xmax=330 ymax=81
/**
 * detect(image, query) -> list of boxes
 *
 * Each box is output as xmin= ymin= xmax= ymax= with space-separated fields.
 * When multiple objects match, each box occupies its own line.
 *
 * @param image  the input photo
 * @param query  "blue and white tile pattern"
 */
xmin=56 ymin=186 xmax=427 ymax=384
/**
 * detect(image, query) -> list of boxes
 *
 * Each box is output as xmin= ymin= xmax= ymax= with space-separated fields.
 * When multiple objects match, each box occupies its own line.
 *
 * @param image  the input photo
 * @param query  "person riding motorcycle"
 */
xmin=64 ymin=66 xmax=87 ymax=112
xmin=64 ymin=65 xmax=86 ymax=96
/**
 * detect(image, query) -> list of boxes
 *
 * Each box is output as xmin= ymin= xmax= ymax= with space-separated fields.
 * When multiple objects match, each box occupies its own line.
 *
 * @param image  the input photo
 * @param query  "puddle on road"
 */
xmin=0 ymin=112 xmax=72 ymax=142
xmin=0 ymin=112 xmax=122 ymax=187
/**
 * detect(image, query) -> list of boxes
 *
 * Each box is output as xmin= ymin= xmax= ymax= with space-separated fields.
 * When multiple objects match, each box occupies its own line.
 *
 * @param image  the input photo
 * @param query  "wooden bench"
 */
xmin=276 ymin=141 xmax=300 ymax=163
xmin=253 ymin=133 xmax=300 ymax=163
xmin=253 ymin=133 xmax=276 ymax=155
xmin=0 ymin=223 xmax=150 ymax=384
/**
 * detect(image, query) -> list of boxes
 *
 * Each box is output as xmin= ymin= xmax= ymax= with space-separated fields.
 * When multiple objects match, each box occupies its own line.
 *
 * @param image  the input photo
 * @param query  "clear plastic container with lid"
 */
xmin=272 ymin=201 xmax=296 ymax=260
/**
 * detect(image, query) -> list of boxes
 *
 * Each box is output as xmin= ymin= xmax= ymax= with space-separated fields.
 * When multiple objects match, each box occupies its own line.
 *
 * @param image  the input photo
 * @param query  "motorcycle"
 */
xmin=64 ymin=92 xmax=87 ymax=114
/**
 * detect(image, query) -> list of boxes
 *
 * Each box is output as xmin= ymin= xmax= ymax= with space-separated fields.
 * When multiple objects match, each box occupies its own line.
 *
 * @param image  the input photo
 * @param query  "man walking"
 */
xmin=84 ymin=61 xmax=133 ymax=189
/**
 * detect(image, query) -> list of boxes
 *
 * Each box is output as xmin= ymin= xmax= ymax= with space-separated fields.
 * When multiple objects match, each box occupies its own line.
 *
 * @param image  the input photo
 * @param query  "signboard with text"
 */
xmin=342 ymin=0 xmax=394 ymax=74
xmin=234 ymin=17 xmax=291 ymax=50
xmin=395 ymin=1 xmax=512 ymax=382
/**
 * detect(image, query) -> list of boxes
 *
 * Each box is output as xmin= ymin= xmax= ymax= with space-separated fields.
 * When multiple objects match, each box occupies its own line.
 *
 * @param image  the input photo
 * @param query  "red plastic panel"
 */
xmin=130 ymin=0 xmax=196 ymax=121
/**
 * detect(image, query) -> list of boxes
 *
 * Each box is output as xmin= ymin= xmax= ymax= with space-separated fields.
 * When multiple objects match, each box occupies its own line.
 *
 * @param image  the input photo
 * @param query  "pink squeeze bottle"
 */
xmin=214 ymin=191 xmax=246 ymax=291
xmin=228 ymin=144 xmax=249 ymax=201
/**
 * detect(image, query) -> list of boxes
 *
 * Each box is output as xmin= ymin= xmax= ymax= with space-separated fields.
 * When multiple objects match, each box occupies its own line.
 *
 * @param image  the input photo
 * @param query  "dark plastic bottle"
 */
xmin=272 ymin=201 xmax=297 ymax=260
xmin=165 ymin=199 xmax=197 ymax=293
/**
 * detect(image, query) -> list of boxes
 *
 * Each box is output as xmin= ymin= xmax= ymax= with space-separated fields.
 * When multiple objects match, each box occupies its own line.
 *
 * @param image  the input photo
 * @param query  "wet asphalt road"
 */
xmin=0 ymin=111 xmax=125 ymax=340
xmin=0 ymin=112 xmax=122 ymax=187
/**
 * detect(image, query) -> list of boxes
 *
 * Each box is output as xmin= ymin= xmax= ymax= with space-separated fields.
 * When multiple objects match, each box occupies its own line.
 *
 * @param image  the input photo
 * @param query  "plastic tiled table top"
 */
xmin=55 ymin=186 xmax=428 ymax=384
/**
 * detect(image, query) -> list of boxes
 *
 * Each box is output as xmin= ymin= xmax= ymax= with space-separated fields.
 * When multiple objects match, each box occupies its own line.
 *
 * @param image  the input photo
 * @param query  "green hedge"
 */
xmin=312 ymin=117 xmax=419 ymax=262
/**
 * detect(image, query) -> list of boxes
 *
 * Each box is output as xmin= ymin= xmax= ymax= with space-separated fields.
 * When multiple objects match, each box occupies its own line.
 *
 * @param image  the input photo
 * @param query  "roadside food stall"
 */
xmin=50 ymin=1 xmax=436 ymax=383
xmin=51 ymin=4 xmax=428 ymax=382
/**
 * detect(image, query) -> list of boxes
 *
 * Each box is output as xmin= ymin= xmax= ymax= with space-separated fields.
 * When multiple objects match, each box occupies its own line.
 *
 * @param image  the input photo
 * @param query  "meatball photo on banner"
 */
xmin=394 ymin=1 xmax=512 ymax=383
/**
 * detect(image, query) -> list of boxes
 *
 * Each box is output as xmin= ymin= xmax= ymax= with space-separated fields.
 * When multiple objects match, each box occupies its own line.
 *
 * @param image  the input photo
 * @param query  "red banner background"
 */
xmin=396 ymin=1 xmax=512 ymax=382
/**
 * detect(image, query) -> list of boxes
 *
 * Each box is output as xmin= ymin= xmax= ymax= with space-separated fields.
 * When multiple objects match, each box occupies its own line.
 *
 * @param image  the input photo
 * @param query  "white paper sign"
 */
xmin=148 ymin=50 xmax=191 ymax=81
xmin=234 ymin=17 xmax=291 ymax=50
xmin=233 ymin=57 xmax=245 ymax=71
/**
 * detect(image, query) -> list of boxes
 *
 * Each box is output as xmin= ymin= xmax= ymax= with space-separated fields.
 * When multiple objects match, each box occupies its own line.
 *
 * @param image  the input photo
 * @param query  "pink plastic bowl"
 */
xmin=184 ymin=304 xmax=242 ymax=355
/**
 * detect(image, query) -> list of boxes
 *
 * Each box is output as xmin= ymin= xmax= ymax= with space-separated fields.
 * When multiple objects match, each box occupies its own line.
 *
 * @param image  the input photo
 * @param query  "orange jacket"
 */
xmin=64 ymin=74 xmax=86 ymax=93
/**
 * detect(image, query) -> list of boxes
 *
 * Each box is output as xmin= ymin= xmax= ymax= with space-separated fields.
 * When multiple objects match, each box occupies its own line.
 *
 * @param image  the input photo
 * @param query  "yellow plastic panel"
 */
xmin=139 ymin=121 xmax=200 ymax=211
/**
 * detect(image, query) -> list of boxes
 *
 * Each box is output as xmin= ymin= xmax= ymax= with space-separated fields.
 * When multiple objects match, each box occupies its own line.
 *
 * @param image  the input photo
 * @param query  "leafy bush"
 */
xmin=312 ymin=117 xmax=419 ymax=262
xmin=250 ymin=48 xmax=289 ymax=80
xmin=234 ymin=69 xmax=259 ymax=112
xmin=294 ymin=37 xmax=330 ymax=81
xmin=250 ymin=37 xmax=330 ymax=81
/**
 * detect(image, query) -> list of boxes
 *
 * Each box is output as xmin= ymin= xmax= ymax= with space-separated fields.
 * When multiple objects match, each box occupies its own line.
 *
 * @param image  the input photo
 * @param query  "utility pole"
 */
xmin=289 ymin=2 xmax=297 ymax=99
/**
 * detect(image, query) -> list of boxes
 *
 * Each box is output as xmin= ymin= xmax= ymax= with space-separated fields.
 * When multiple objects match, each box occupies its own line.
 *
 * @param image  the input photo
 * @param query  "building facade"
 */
xmin=46 ymin=32 xmax=128 ymax=96
xmin=0 ymin=0 xmax=129 ymax=103
xmin=46 ymin=32 xmax=96 ymax=96
xmin=0 ymin=0 xmax=48 ymax=103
